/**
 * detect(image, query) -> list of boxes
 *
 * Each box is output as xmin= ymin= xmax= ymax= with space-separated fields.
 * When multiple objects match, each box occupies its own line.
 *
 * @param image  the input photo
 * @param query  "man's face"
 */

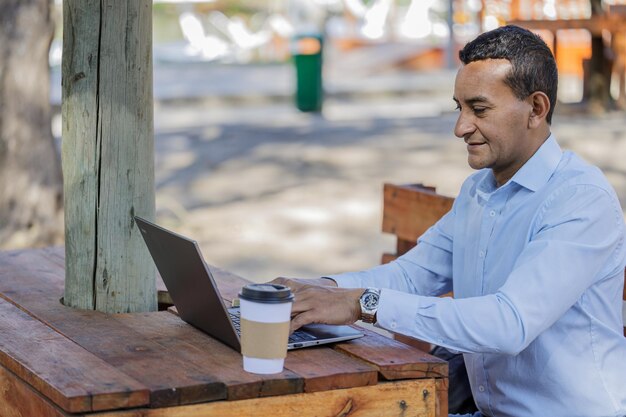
xmin=453 ymin=59 xmax=535 ymax=186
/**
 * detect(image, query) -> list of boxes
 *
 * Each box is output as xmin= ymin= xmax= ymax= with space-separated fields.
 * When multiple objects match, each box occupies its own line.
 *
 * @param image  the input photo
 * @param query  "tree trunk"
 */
xmin=62 ymin=0 xmax=156 ymax=313
xmin=0 ymin=0 xmax=64 ymax=248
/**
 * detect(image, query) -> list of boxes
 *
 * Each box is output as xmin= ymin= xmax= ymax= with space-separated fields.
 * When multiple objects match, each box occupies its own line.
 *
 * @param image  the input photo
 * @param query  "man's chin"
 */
xmin=467 ymin=158 xmax=487 ymax=170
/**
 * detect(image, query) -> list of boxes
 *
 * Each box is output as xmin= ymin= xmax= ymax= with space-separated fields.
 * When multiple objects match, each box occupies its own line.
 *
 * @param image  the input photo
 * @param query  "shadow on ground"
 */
xmin=152 ymin=98 xmax=626 ymax=282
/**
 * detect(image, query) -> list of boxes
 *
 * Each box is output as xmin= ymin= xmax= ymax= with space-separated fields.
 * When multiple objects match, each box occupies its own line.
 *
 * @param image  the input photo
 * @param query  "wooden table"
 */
xmin=0 ymin=247 xmax=448 ymax=417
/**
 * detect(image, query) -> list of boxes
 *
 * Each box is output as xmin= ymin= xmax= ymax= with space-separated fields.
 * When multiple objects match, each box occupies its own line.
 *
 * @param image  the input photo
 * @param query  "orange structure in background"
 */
xmin=485 ymin=1 xmax=594 ymax=76
xmin=494 ymin=0 xmax=626 ymax=105
xmin=536 ymin=29 xmax=592 ymax=77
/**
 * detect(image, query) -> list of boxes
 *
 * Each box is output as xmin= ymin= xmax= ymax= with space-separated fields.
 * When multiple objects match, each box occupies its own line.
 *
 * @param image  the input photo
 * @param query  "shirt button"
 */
xmin=489 ymin=210 xmax=496 ymax=217
xmin=478 ymin=385 xmax=485 ymax=392
xmin=390 ymin=322 xmax=397 ymax=329
xmin=479 ymin=251 xmax=485 ymax=258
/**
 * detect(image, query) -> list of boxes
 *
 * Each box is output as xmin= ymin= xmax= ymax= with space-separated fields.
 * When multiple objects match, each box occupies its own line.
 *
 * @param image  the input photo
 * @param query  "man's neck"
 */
xmin=494 ymin=130 xmax=552 ymax=187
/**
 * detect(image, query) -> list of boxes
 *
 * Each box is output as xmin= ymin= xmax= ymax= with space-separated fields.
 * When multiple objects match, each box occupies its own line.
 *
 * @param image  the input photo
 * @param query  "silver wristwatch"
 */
xmin=359 ymin=288 xmax=381 ymax=323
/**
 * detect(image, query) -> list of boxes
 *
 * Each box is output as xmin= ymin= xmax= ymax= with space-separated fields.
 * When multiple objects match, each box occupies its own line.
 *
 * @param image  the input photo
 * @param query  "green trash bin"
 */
xmin=292 ymin=34 xmax=324 ymax=112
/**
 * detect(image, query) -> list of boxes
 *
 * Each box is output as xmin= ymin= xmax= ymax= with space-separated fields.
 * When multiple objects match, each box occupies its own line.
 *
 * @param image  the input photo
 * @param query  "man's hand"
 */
xmin=269 ymin=277 xmax=363 ymax=333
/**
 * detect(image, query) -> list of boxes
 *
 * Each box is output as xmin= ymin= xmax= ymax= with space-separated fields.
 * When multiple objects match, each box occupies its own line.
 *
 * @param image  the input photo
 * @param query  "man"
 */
xmin=274 ymin=25 xmax=626 ymax=417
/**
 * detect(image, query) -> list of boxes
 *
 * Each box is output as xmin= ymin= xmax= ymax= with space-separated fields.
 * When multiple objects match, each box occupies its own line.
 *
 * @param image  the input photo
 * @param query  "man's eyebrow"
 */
xmin=455 ymin=95 xmax=491 ymax=105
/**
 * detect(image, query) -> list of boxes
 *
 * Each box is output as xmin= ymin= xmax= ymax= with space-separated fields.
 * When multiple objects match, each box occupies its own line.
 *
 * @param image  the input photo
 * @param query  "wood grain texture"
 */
xmin=382 ymin=184 xmax=454 ymax=244
xmin=392 ymin=333 xmax=433 ymax=354
xmin=113 ymin=311 xmax=303 ymax=400
xmin=334 ymin=328 xmax=448 ymax=381
xmin=380 ymin=184 xmax=456 ymax=349
xmin=62 ymin=0 xmax=156 ymax=313
xmin=0 ymin=297 xmax=148 ymax=412
xmin=0 ymin=247 xmax=449 ymax=415
xmin=61 ymin=0 xmax=101 ymax=310
xmin=129 ymin=270 xmax=380 ymax=396
xmin=0 ymin=249 xmax=227 ymax=407
xmin=284 ymin=346 xmax=378 ymax=393
xmin=435 ymin=378 xmax=449 ymax=417
xmin=0 ymin=365 xmax=70 ymax=417
xmin=89 ymin=379 xmax=437 ymax=417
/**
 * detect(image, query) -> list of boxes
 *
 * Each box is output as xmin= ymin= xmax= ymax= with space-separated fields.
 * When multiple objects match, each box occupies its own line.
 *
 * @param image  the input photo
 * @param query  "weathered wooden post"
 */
xmin=62 ymin=0 xmax=156 ymax=312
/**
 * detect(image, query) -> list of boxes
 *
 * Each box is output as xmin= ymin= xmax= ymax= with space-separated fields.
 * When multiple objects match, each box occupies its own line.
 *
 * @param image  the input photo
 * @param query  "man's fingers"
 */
xmin=269 ymin=277 xmax=292 ymax=287
xmin=290 ymin=311 xmax=315 ymax=333
xmin=288 ymin=286 xmax=365 ymax=332
xmin=269 ymin=277 xmax=316 ymax=294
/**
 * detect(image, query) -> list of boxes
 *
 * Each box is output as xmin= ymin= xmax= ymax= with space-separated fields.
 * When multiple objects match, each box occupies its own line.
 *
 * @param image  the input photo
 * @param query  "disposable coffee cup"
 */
xmin=238 ymin=283 xmax=294 ymax=374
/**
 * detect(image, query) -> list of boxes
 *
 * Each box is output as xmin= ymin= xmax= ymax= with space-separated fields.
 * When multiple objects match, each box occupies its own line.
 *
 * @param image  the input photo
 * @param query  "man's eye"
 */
xmin=473 ymin=107 xmax=486 ymax=115
xmin=454 ymin=104 xmax=461 ymax=111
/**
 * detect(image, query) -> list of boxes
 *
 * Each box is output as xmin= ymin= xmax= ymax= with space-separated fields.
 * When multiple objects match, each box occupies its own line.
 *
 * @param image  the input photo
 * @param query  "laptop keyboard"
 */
xmin=288 ymin=331 xmax=316 ymax=343
xmin=229 ymin=310 xmax=316 ymax=344
xmin=230 ymin=311 xmax=241 ymax=332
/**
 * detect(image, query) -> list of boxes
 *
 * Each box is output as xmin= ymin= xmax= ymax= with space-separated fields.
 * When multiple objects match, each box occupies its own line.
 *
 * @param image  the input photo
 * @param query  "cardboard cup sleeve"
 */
xmin=240 ymin=318 xmax=290 ymax=359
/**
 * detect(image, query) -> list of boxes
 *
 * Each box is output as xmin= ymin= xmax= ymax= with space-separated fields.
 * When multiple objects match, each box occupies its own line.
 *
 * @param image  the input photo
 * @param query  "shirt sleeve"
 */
xmin=376 ymin=184 xmax=626 ymax=355
xmin=327 ymin=206 xmax=456 ymax=296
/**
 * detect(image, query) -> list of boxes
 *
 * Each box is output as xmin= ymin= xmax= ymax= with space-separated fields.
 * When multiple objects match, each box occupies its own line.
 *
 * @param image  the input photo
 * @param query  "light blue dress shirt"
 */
xmin=329 ymin=136 xmax=626 ymax=417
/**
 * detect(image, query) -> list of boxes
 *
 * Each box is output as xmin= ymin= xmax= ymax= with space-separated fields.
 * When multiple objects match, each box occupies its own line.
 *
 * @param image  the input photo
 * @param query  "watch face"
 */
xmin=362 ymin=291 xmax=379 ymax=309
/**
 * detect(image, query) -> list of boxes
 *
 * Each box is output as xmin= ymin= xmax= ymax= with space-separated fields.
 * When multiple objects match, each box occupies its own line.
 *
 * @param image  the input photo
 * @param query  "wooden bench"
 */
xmin=381 ymin=183 xmax=453 ymax=350
xmin=381 ymin=183 xmax=454 ymax=265
xmin=381 ymin=183 xmax=626 ymax=340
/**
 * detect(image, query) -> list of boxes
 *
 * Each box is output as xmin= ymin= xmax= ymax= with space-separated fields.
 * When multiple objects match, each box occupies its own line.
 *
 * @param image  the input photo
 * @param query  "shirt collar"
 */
xmin=509 ymin=134 xmax=562 ymax=192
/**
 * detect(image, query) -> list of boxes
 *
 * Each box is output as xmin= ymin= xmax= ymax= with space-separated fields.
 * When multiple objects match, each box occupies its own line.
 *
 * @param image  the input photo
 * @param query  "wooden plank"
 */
xmin=284 ymin=347 xmax=378 ymax=393
xmin=382 ymin=184 xmax=454 ymax=243
xmin=0 ymin=364 xmax=70 ymax=417
xmin=90 ymin=379 xmax=437 ymax=417
xmin=113 ymin=311 xmax=303 ymax=400
xmin=334 ymin=328 xmax=448 ymax=381
xmin=0 ymin=297 xmax=148 ymax=413
xmin=0 ymin=248 xmax=229 ymax=407
xmin=392 ymin=333 xmax=433 ymax=354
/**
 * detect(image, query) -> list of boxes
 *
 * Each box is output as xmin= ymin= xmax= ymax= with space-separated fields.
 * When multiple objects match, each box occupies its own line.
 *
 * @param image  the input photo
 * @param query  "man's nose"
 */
xmin=454 ymin=113 xmax=474 ymax=139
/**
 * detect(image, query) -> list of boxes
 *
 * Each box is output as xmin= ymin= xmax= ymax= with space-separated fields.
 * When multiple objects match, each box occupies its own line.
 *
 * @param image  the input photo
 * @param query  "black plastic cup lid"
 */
xmin=239 ymin=284 xmax=294 ymax=303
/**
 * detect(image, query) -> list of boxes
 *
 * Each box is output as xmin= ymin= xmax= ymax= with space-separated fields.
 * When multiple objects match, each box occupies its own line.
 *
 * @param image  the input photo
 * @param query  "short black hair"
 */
xmin=459 ymin=25 xmax=558 ymax=124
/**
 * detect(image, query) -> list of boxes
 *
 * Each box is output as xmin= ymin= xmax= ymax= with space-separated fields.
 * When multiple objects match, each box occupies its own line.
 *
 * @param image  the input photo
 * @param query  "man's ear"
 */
xmin=527 ymin=91 xmax=550 ymax=128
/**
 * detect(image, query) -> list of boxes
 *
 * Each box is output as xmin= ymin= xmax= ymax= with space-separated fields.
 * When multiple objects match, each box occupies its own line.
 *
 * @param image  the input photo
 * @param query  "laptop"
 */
xmin=134 ymin=216 xmax=364 ymax=351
